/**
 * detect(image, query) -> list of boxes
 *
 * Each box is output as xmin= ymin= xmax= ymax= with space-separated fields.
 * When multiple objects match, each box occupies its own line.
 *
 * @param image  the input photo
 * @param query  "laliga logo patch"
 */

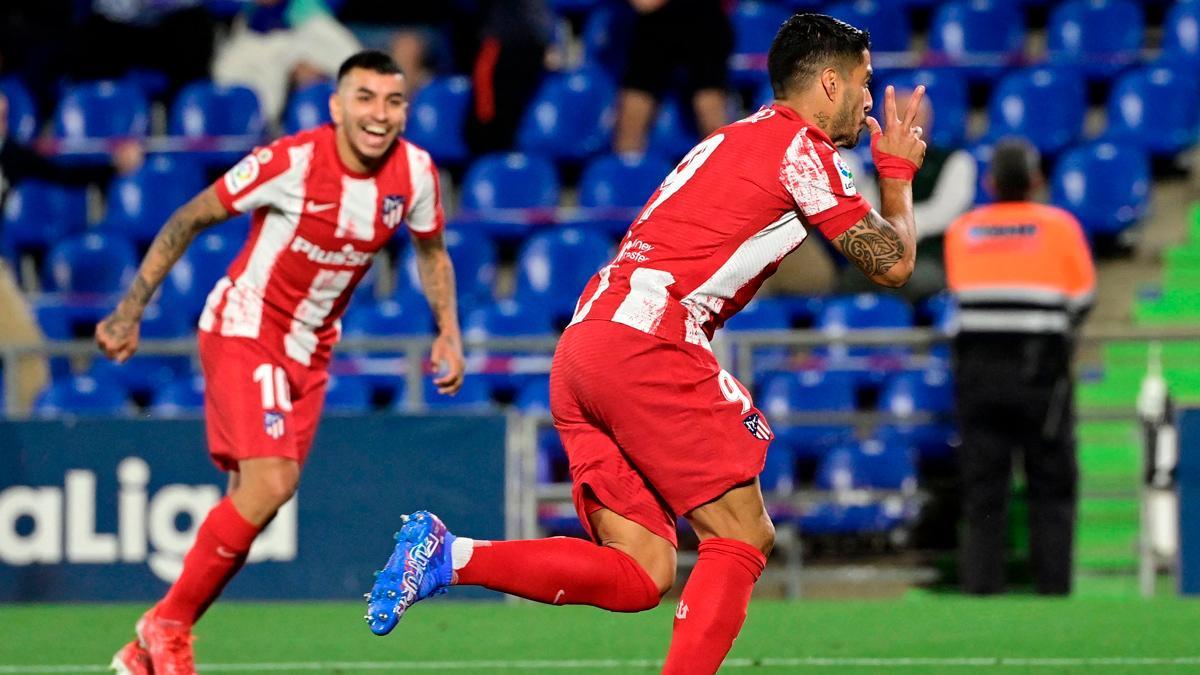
xmin=832 ymin=153 xmax=857 ymax=196
xmin=382 ymin=194 xmax=406 ymax=229
xmin=225 ymin=155 xmax=260 ymax=195
xmin=742 ymin=413 xmax=773 ymax=441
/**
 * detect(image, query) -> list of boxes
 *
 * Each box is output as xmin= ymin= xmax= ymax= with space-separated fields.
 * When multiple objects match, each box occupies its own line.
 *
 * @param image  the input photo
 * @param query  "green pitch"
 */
xmin=2 ymin=597 xmax=1198 ymax=674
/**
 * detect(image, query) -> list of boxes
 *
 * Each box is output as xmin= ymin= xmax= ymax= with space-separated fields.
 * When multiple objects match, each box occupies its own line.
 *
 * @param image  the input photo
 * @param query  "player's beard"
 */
xmin=831 ymin=97 xmax=864 ymax=148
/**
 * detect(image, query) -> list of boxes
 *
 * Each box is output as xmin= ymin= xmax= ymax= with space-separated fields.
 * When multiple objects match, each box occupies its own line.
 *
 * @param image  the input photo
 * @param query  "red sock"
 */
xmin=155 ymin=497 xmax=261 ymax=625
xmin=455 ymin=537 xmax=661 ymax=612
xmin=662 ymin=538 xmax=766 ymax=675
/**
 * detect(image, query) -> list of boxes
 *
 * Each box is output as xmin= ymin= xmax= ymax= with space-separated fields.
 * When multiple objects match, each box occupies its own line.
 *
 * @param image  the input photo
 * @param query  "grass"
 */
xmin=3 ymin=597 xmax=1200 ymax=674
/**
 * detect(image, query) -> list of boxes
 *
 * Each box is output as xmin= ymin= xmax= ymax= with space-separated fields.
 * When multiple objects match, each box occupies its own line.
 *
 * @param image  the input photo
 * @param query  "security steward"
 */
xmin=945 ymin=138 xmax=1096 ymax=595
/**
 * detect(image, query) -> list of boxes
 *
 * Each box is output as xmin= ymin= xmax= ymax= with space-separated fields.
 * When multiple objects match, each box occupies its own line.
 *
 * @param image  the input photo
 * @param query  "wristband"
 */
xmin=871 ymin=136 xmax=919 ymax=181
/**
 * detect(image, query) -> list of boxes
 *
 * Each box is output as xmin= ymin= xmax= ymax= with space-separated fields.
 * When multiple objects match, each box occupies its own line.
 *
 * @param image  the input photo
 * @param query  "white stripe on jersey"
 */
xmin=285 ymin=269 xmax=355 ymax=366
xmin=611 ymin=267 xmax=676 ymax=334
xmin=781 ymin=129 xmax=838 ymax=217
xmin=680 ymin=211 xmax=808 ymax=348
xmin=219 ymin=143 xmax=314 ymax=338
xmin=336 ymin=176 xmax=378 ymax=240
xmin=404 ymin=145 xmax=439 ymax=234
xmin=198 ymin=276 xmax=233 ymax=332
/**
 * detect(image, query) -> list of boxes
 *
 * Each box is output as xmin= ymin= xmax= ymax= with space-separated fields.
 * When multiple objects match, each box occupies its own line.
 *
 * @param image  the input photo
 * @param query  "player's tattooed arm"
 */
xmin=413 ymin=232 xmax=465 ymax=394
xmin=832 ymin=193 xmax=917 ymax=288
xmin=96 ymin=187 xmax=229 ymax=361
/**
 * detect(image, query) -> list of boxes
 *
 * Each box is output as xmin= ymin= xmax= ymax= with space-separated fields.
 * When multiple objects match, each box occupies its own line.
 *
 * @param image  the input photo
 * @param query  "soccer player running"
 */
xmin=366 ymin=14 xmax=925 ymax=673
xmin=98 ymin=50 xmax=465 ymax=675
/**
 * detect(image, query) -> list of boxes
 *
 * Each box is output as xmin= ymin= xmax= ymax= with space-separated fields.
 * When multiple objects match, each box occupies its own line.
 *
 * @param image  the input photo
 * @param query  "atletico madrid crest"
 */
xmin=742 ymin=413 xmax=773 ymax=441
xmin=264 ymin=411 xmax=286 ymax=439
xmin=382 ymin=195 xmax=406 ymax=229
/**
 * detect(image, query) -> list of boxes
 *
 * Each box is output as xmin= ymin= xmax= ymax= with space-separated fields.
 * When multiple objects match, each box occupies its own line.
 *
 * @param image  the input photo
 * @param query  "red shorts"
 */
xmin=198 ymin=331 xmax=329 ymax=472
xmin=549 ymin=320 xmax=772 ymax=548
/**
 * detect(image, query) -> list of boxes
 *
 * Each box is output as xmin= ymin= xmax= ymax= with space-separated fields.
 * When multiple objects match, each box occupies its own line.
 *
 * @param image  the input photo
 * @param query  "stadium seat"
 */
xmin=815 ymin=293 xmax=915 ymax=359
xmin=855 ymin=438 xmax=918 ymax=492
xmin=517 ymin=67 xmax=617 ymax=163
xmin=878 ymin=368 xmax=957 ymax=461
xmin=459 ymin=153 xmax=560 ymax=238
xmin=577 ymin=152 xmax=673 ymax=235
xmin=1 ymin=78 xmax=38 ymax=144
xmin=463 ymin=297 xmax=556 ymax=339
xmin=405 ymin=76 xmax=471 ymax=165
xmin=1105 ymin=65 xmax=1200 ymax=158
xmin=34 ymin=374 xmax=132 ymax=417
xmin=581 ymin=4 xmax=635 ymax=78
xmin=282 ymin=80 xmax=334 ymax=134
xmin=54 ymin=80 xmax=149 ymax=140
xmin=100 ymin=155 xmax=208 ymax=247
xmin=514 ymin=376 xmax=552 ymax=414
xmin=324 ymin=374 xmax=373 ymax=412
xmin=647 ymin=97 xmax=700 ymax=162
xmin=1162 ymin=1 xmax=1200 ymax=66
xmin=88 ymin=301 xmax=194 ymax=398
xmin=756 ymin=369 xmax=858 ymax=460
xmin=169 ymin=81 xmax=264 ymax=165
xmin=46 ymin=233 xmax=137 ymax=294
xmin=926 ymin=0 xmax=1025 ymax=80
xmin=724 ymin=296 xmax=792 ymax=332
xmin=395 ymin=227 xmax=498 ymax=302
xmin=729 ymin=1 xmax=791 ymax=84
xmin=1 ymin=181 xmax=88 ymax=265
xmin=340 ymin=293 xmax=435 ymax=338
xmin=149 ymin=375 xmax=205 ymax=417
xmin=161 ymin=228 xmax=242 ymax=324
xmin=421 ymin=375 xmax=493 ymax=411
xmin=1047 ymin=0 xmax=1143 ymax=80
xmin=877 ymin=69 xmax=969 ymax=147
xmin=966 ymin=141 xmax=995 ymax=206
xmin=1050 ymin=141 xmax=1151 ymax=237
xmin=986 ymin=67 xmax=1086 ymax=155
xmin=513 ymin=227 xmax=614 ymax=326
xmin=826 ymin=1 xmax=911 ymax=54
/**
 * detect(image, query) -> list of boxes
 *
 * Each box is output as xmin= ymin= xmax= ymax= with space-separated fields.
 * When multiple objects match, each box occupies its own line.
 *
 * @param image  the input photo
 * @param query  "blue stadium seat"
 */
xmin=340 ymin=293 xmax=434 ymax=338
xmin=1105 ymin=65 xmax=1200 ymax=158
xmin=724 ymin=296 xmax=792 ymax=332
xmin=514 ymin=376 xmax=552 ymax=414
xmin=1050 ymin=141 xmax=1150 ymax=237
xmin=927 ymin=0 xmax=1025 ymax=80
xmin=101 ymin=155 xmax=208 ymax=247
xmin=463 ymin=297 xmax=556 ymax=339
xmin=421 ymin=376 xmax=493 ymax=411
xmin=878 ymin=368 xmax=957 ymax=460
xmin=729 ymin=1 xmax=791 ymax=85
xmin=517 ymin=67 xmax=617 ymax=163
xmin=1 ymin=181 xmax=88 ymax=265
xmin=1163 ymin=1 xmax=1200 ymax=67
xmin=169 ymin=81 xmax=264 ymax=165
xmin=1047 ymin=0 xmax=1143 ymax=80
xmin=877 ymin=69 xmax=969 ymax=147
xmin=282 ymin=80 xmax=334 ymax=134
xmin=815 ymin=293 xmax=915 ymax=359
xmin=757 ymin=369 xmax=857 ymax=459
xmin=149 ymin=375 xmax=205 ymax=417
xmin=54 ymin=80 xmax=149 ymax=140
xmin=647 ymin=97 xmax=699 ymax=162
xmin=1 ymin=78 xmax=38 ymax=144
xmin=514 ymin=227 xmax=613 ymax=326
xmin=856 ymin=438 xmax=918 ymax=492
xmin=459 ymin=153 xmax=560 ymax=238
xmin=395 ymin=227 xmax=498 ymax=302
xmin=34 ymin=374 xmax=132 ymax=417
xmin=405 ymin=76 xmax=471 ymax=165
xmin=46 ymin=233 xmax=137 ymax=294
xmin=324 ymin=374 xmax=373 ymax=412
xmin=826 ymin=1 xmax=911 ymax=53
xmin=87 ymin=302 xmax=195 ymax=398
xmin=577 ymin=152 xmax=673 ymax=235
xmin=986 ymin=67 xmax=1086 ymax=155
xmin=162 ymin=228 xmax=241 ymax=323
xmin=582 ymin=4 xmax=635 ymax=78
xmin=966 ymin=141 xmax=995 ymax=206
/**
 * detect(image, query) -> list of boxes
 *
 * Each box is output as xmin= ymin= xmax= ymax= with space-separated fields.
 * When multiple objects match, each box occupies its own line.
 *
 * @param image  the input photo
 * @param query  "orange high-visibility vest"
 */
xmin=945 ymin=202 xmax=1096 ymax=334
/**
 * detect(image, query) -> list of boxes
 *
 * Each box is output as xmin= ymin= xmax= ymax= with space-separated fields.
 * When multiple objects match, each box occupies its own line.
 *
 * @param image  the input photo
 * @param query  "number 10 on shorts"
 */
xmin=253 ymin=363 xmax=293 ymax=412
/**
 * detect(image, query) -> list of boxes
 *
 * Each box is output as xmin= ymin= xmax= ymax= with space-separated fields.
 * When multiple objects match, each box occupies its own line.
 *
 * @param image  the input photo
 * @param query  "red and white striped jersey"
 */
xmin=570 ymin=104 xmax=870 ymax=348
xmin=200 ymin=124 xmax=444 ymax=367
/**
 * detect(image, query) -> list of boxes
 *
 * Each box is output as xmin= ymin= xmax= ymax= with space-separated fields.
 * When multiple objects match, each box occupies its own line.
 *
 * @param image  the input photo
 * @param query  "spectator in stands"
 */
xmin=613 ymin=0 xmax=733 ymax=154
xmin=212 ymin=0 xmax=362 ymax=123
xmin=945 ymin=138 xmax=1095 ymax=596
xmin=336 ymin=2 xmax=458 ymax=100
xmin=463 ymin=0 xmax=554 ymax=155
xmin=0 ymin=92 xmax=143 ymax=195
xmin=839 ymin=88 xmax=976 ymax=301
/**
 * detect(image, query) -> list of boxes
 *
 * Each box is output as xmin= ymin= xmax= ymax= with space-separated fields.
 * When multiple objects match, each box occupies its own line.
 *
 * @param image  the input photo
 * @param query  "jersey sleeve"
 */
xmin=212 ymin=140 xmax=295 ymax=215
xmin=403 ymin=145 xmax=445 ymax=239
xmin=779 ymin=129 xmax=871 ymax=240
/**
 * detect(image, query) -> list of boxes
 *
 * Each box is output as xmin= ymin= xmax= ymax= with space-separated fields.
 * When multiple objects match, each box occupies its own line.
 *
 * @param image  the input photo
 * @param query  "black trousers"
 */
xmin=953 ymin=333 xmax=1079 ymax=595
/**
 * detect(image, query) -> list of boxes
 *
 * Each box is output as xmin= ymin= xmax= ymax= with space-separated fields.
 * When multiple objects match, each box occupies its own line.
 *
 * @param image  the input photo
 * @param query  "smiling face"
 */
xmin=329 ymin=67 xmax=408 ymax=173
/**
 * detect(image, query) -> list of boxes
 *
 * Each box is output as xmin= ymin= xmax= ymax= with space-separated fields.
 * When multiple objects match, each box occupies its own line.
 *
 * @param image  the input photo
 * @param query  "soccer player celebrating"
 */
xmin=366 ymin=14 xmax=925 ymax=674
xmin=99 ymin=50 xmax=465 ymax=675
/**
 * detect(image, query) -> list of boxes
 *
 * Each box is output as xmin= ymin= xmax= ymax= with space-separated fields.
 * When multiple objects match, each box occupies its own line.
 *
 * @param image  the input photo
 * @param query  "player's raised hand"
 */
xmin=95 ymin=310 xmax=141 ymax=364
xmin=865 ymin=85 xmax=927 ymax=172
xmin=430 ymin=332 xmax=465 ymax=395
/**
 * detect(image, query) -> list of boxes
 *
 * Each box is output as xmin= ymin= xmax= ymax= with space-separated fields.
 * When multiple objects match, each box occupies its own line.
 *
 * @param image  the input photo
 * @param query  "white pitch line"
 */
xmin=3 ymin=656 xmax=1200 ymax=673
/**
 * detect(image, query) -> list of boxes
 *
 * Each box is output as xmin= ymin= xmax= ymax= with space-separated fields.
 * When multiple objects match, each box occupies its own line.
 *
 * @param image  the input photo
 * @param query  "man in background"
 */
xmin=945 ymin=137 xmax=1095 ymax=595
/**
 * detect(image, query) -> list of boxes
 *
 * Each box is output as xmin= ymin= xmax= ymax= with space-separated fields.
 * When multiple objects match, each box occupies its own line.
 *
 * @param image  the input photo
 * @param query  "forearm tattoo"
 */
xmin=120 ymin=191 xmax=224 ymax=313
xmin=415 ymin=239 xmax=459 ymax=332
xmin=836 ymin=214 xmax=906 ymax=278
